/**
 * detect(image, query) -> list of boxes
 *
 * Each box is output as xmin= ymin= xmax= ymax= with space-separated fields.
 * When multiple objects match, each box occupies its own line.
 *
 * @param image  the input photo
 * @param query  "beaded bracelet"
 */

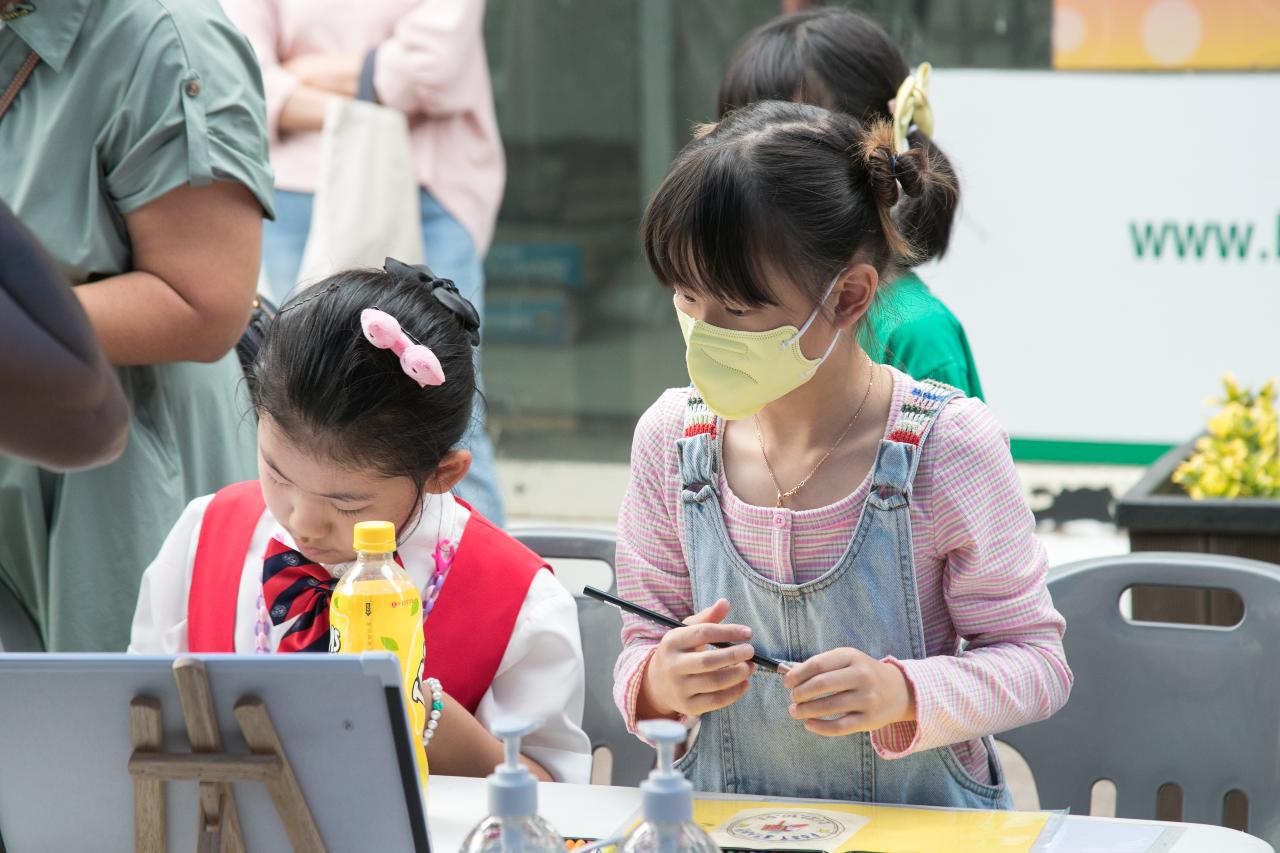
xmin=422 ymin=677 xmax=444 ymax=746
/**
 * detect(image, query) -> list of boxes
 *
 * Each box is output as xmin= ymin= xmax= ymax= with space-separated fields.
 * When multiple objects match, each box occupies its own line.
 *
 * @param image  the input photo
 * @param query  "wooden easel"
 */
xmin=127 ymin=657 xmax=327 ymax=853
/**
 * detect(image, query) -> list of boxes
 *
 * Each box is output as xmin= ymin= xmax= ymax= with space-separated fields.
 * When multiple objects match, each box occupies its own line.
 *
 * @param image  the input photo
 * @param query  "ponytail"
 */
xmin=858 ymin=119 xmax=957 ymax=268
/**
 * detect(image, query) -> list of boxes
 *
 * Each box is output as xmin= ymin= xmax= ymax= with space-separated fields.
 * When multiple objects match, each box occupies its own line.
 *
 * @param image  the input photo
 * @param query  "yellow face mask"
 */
xmin=676 ymin=273 xmax=843 ymax=421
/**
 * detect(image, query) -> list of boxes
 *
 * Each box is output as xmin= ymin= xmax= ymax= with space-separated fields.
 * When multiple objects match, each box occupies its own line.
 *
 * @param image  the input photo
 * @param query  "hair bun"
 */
xmin=891 ymin=149 xmax=927 ymax=199
xmin=863 ymin=143 xmax=901 ymax=210
xmin=862 ymin=141 xmax=930 ymax=210
xmin=856 ymin=119 xmax=934 ymax=265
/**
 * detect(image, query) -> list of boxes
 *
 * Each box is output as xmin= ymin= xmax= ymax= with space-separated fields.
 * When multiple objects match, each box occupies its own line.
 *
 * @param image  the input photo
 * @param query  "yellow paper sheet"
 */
xmin=691 ymin=798 xmax=1049 ymax=853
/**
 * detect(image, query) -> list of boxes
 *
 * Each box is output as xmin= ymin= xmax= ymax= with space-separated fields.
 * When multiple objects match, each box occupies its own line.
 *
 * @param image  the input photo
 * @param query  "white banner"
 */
xmin=921 ymin=71 xmax=1280 ymax=449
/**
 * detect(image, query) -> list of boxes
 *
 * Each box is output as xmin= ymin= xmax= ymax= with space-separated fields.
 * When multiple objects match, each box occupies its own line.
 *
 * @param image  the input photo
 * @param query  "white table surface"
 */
xmin=427 ymin=776 xmax=1274 ymax=853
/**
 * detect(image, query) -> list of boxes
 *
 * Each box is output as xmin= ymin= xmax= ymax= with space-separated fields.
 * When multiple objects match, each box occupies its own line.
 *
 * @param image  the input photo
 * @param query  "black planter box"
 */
xmin=1117 ymin=438 xmax=1280 ymax=556
xmin=1116 ymin=438 xmax=1280 ymax=625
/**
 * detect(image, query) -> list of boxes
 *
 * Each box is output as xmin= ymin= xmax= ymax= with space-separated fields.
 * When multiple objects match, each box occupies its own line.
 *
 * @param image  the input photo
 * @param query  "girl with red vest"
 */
xmin=129 ymin=260 xmax=591 ymax=783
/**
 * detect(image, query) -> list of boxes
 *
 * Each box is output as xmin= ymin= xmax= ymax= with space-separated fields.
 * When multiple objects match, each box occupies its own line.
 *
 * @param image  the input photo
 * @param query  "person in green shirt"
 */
xmin=717 ymin=7 xmax=984 ymax=400
xmin=0 ymin=0 xmax=274 ymax=650
xmin=859 ymin=271 xmax=984 ymax=400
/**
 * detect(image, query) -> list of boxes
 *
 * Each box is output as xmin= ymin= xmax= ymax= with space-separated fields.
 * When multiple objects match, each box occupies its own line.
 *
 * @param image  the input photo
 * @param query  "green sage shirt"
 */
xmin=0 ymin=0 xmax=273 ymax=651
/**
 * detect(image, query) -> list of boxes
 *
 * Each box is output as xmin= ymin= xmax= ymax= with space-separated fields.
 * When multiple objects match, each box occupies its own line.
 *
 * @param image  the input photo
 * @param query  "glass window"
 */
xmin=481 ymin=1 xmax=1051 ymax=466
xmin=860 ymin=0 xmax=1052 ymax=70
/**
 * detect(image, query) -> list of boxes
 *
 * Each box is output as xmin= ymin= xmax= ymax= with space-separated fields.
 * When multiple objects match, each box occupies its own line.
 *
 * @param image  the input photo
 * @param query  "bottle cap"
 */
xmin=353 ymin=520 xmax=396 ymax=553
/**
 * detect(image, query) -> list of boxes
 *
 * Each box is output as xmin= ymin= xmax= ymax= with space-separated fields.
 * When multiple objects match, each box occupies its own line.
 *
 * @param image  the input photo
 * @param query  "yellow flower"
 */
xmin=1180 ymin=374 xmax=1280 ymax=499
xmin=1207 ymin=410 xmax=1233 ymax=439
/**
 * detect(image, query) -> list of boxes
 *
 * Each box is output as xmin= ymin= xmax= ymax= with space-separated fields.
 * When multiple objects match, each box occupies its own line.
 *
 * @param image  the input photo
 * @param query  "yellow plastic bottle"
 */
xmin=330 ymin=521 xmax=429 ymax=789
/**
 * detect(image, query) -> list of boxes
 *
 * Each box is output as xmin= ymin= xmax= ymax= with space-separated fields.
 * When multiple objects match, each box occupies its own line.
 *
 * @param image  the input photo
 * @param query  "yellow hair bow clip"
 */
xmin=891 ymin=61 xmax=933 ymax=153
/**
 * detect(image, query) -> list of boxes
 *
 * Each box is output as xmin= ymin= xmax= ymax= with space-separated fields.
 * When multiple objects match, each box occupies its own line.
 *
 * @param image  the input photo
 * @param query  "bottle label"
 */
xmin=331 ymin=579 xmax=430 ymax=787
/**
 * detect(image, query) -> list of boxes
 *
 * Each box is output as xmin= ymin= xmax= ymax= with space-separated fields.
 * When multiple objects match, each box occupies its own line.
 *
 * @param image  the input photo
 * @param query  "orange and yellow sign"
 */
xmin=1054 ymin=0 xmax=1280 ymax=69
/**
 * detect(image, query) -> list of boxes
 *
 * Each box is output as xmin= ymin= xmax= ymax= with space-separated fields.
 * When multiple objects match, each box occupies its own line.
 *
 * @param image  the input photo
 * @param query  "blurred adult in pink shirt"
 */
xmin=223 ymin=0 xmax=507 ymax=524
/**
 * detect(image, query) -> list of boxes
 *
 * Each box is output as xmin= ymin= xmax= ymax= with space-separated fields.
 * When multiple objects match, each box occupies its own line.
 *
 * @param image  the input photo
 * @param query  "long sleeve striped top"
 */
xmin=612 ymin=368 xmax=1072 ymax=784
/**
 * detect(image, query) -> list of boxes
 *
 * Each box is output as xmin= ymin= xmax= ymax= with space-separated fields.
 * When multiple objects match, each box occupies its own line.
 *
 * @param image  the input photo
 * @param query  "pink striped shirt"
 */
xmin=221 ymin=0 xmax=504 ymax=253
xmin=613 ymin=368 xmax=1072 ymax=783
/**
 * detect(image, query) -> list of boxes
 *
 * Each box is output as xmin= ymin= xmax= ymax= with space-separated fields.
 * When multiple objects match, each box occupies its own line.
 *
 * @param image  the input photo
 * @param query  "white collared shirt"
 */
xmin=130 ymin=492 xmax=591 ymax=783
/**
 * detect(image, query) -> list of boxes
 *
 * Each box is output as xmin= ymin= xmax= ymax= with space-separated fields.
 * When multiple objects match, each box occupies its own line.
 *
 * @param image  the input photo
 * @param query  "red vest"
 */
xmin=187 ymin=481 xmax=548 ymax=714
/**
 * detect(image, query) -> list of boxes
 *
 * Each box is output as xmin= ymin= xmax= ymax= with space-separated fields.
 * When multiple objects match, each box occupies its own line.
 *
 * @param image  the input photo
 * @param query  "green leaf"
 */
xmin=380 ymin=636 xmax=399 ymax=652
xmin=410 ymin=598 xmax=420 ymax=616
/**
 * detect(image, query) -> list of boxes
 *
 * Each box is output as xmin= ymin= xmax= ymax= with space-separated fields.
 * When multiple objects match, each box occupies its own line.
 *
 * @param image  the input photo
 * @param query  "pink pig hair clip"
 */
xmin=360 ymin=308 xmax=446 ymax=388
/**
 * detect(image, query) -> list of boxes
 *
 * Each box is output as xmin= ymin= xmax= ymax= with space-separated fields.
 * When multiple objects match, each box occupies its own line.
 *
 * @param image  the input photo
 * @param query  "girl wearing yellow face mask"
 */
xmin=717 ymin=8 xmax=984 ymax=400
xmin=611 ymin=100 xmax=1071 ymax=808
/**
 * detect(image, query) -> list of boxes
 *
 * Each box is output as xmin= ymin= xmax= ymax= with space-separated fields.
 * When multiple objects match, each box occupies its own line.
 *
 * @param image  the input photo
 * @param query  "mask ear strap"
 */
xmin=787 ymin=267 xmax=848 ymax=347
xmin=815 ymin=319 xmax=843 ymax=362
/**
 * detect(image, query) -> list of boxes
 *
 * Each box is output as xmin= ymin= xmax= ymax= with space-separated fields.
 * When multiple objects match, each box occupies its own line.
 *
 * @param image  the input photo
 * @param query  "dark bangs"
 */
xmin=641 ymin=141 xmax=786 ymax=309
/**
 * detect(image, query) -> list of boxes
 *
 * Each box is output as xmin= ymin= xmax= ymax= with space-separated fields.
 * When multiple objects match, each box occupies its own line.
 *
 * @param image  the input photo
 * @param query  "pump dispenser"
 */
xmin=617 ymin=720 xmax=719 ymax=853
xmin=459 ymin=717 xmax=562 ymax=853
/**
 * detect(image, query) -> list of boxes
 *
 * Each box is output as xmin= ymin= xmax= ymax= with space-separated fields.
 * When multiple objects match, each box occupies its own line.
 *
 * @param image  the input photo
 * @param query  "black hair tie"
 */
xmin=383 ymin=257 xmax=481 ymax=347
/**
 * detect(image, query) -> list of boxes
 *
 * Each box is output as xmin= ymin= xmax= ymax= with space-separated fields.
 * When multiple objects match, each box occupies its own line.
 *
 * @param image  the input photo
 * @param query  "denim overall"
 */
xmin=673 ymin=383 xmax=1012 ymax=808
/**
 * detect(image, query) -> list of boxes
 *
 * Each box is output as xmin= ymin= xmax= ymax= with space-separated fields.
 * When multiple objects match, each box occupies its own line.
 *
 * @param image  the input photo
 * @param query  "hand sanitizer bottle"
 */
xmin=460 ymin=717 xmax=562 ymax=853
xmin=617 ymin=720 xmax=719 ymax=853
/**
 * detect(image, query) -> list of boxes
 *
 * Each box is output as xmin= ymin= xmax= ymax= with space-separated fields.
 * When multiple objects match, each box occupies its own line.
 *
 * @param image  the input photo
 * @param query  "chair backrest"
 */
xmin=511 ymin=528 xmax=652 ymax=787
xmin=0 ymin=579 xmax=41 ymax=651
xmin=1000 ymin=552 xmax=1280 ymax=844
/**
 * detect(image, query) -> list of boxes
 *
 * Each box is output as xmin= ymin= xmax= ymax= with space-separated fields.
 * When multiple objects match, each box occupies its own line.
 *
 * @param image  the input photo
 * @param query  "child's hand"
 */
xmin=782 ymin=647 xmax=915 ymax=736
xmin=637 ymin=598 xmax=756 ymax=719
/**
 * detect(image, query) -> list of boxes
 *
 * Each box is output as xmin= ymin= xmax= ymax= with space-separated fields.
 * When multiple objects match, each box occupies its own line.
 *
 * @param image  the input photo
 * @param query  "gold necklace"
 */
xmin=754 ymin=362 xmax=876 ymax=508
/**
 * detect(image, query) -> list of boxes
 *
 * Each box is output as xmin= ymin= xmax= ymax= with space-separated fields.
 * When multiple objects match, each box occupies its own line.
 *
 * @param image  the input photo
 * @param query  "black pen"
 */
xmin=582 ymin=586 xmax=785 ymax=673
